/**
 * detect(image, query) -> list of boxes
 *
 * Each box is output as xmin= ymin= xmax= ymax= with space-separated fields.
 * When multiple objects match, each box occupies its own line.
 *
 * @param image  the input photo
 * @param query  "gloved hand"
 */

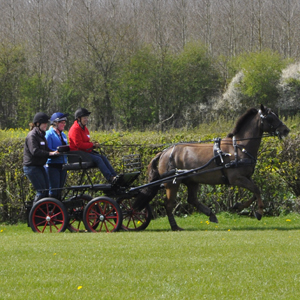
xmin=93 ymin=142 xmax=100 ymax=149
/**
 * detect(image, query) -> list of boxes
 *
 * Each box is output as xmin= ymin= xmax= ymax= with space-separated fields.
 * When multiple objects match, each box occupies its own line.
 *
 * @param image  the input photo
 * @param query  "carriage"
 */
xmin=26 ymin=151 xmax=153 ymax=233
xmin=25 ymin=105 xmax=290 ymax=233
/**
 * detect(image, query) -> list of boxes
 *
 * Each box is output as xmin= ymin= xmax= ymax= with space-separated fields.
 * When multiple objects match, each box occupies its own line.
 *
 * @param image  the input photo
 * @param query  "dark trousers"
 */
xmin=23 ymin=165 xmax=49 ymax=202
xmin=89 ymin=152 xmax=116 ymax=181
xmin=45 ymin=165 xmax=67 ymax=199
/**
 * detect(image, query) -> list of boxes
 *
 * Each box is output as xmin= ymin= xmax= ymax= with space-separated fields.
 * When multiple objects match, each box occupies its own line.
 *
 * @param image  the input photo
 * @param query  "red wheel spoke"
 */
xmin=103 ymin=222 xmax=109 ymax=232
xmin=52 ymin=222 xmax=60 ymax=231
xmin=37 ymin=207 xmax=47 ymax=217
xmin=41 ymin=223 xmax=48 ymax=233
xmin=36 ymin=220 xmax=47 ymax=226
xmin=98 ymin=221 xmax=104 ymax=231
xmin=98 ymin=203 xmax=105 ymax=215
xmin=124 ymin=218 xmax=132 ymax=228
xmin=105 ymin=218 xmax=117 ymax=227
xmin=133 ymin=213 xmax=146 ymax=223
xmin=46 ymin=204 xmax=50 ymax=214
xmin=90 ymin=218 xmax=100 ymax=228
xmin=69 ymin=219 xmax=76 ymax=225
xmin=53 ymin=210 xmax=62 ymax=218
xmin=103 ymin=207 xmax=114 ymax=217
xmin=91 ymin=207 xmax=100 ymax=217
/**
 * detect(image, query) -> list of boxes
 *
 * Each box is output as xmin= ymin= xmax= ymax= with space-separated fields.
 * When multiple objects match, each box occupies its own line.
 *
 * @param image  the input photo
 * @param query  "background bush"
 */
xmin=1 ymin=118 xmax=300 ymax=223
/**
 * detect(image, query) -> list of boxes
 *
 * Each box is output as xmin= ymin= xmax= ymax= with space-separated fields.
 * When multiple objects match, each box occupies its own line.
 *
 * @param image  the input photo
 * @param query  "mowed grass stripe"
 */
xmin=1 ymin=213 xmax=300 ymax=300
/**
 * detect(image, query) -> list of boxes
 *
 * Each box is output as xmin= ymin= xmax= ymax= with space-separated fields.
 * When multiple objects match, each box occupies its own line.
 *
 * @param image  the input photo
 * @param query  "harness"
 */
xmin=163 ymin=109 xmax=283 ymax=184
xmin=213 ymin=137 xmax=255 ymax=166
xmin=164 ymin=137 xmax=257 ymax=185
xmin=212 ymin=137 xmax=256 ymax=184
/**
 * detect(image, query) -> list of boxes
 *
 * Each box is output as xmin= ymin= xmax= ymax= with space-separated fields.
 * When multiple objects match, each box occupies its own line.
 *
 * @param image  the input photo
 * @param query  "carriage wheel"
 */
xmin=29 ymin=198 xmax=68 ymax=233
xmin=119 ymin=198 xmax=152 ymax=231
xmin=83 ymin=196 xmax=123 ymax=232
xmin=67 ymin=194 xmax=93 ymax=232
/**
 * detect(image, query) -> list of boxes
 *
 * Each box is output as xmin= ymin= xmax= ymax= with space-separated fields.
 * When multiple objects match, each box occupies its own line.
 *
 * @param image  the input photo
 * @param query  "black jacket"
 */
xmin=23 ymin=127 xmax=51 ymax=166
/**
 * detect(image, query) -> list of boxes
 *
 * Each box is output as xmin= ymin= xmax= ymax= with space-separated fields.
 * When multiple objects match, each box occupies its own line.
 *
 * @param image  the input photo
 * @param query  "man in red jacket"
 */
xmin=68 ymin=108 xmax=117 ymax=183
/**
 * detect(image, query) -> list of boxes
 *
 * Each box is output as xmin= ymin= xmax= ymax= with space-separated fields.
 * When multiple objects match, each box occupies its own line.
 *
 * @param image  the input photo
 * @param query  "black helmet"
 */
xmin=33 ymin=112 xmax=50 ymax=125
xmin=75 ymin=108 xmax=91 ymax=119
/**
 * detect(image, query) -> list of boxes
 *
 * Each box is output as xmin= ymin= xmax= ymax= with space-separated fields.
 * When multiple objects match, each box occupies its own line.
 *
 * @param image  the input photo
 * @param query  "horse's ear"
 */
xmin=260 ymin=104 xmax=265 ymax=112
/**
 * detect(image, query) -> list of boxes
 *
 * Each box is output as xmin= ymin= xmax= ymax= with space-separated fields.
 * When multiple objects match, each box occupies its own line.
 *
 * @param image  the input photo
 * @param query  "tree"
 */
xmin=0 ymin=43 xmax=26 ymax=128
xmin=232 ymin=50 xmax=289 ymax=108
xmin=112 ymin=46 xmax=163 ymax=130
xmin=171 ymin=41 xmax=221 ymax=127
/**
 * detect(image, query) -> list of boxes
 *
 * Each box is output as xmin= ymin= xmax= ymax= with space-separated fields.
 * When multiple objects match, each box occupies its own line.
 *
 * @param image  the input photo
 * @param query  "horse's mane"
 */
xmin=227 ymin=108 xmax=258 ymax=137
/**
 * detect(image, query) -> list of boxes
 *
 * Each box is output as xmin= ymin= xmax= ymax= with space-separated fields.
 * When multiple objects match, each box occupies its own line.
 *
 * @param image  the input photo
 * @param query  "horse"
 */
xmin=133 ymin=104 xmax=290 ymax=231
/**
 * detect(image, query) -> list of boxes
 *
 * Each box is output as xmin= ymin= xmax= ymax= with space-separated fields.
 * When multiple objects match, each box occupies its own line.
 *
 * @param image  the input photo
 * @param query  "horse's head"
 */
xmin=259 ymin=104 xmax=290 ymax=139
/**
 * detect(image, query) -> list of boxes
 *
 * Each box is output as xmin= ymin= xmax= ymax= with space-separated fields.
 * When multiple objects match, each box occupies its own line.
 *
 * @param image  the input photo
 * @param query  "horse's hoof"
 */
xmin=230 ymin=202 xmax=243 ymax=211
xmin=255 ymin=211 xmax=262 ymax=220
xmin=171 ymin=226 xmax=184 ymax=231
xmin=209 ymin=213 xmax=218 ymax=223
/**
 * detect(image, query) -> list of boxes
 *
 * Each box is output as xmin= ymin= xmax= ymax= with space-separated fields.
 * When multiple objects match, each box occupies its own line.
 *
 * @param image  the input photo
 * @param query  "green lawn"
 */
xmin=1 ymin=213 xmax=300 ymax=300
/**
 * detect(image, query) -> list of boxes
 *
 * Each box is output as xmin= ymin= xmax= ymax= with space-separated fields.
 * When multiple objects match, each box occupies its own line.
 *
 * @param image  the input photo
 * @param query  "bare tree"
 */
xmin=170 ymin=0 xmax=189 ymax=51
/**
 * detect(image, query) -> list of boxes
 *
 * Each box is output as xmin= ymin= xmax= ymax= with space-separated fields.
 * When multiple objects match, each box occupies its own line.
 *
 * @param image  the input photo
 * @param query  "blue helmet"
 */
xmin=50 ymin=112 xmax=69 ymax=124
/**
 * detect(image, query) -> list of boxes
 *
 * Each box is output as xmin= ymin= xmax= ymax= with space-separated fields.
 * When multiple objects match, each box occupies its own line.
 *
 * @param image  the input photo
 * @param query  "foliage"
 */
xmin=278 ymin=69 xmax=300 ymax=111
xmin=275 ymin=134 xmax=300 ymax=197
xmin=229 ymin=50 xmax=290 ymax=108
xmin=171 ymin=41 xmax=222 ymax=128
xmin=112 ymin=46 xmax=160 ymax=129
xmin=0 ymin=43 xmax=27 ymax=128
xmin=1 ymin=118 xmax=300 ymax=222
xmin=112 ymin=41 xmax=221 ymax=130
xmin=19 ymin=74 xmax=54 ymax=127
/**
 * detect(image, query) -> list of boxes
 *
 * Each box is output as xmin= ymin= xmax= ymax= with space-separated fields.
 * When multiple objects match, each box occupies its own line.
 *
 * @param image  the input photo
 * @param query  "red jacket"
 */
xmin=68 ymin=121 xmax=94 ymax=152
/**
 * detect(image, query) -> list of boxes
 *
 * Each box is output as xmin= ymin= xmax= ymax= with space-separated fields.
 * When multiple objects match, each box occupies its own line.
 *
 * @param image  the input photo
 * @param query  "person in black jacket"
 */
xmin=23 ymin=112 xmax=58 ymax=203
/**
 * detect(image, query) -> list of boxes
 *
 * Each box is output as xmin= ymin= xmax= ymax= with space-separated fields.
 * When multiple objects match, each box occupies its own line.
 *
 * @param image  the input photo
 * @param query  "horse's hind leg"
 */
xmin=165 ymin=184 xmax=184 ymax=231
xmin=187 ymin=183 xmax=218 ymax=223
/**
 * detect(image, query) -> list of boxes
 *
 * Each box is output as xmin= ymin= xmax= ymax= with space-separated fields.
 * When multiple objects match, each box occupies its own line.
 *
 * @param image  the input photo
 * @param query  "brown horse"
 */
xmin=133 ymin=105 xmax=290 ymax=231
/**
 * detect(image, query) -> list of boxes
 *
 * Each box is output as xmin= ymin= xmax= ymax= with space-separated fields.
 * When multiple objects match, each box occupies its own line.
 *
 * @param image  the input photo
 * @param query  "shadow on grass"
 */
xmin=145 ymin=226 xmax=300 ymax=232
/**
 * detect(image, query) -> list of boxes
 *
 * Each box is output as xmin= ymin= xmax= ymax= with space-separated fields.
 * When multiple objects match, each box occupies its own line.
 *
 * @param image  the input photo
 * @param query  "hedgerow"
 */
xmin=0 ymin=128 xmax=299 ymax=223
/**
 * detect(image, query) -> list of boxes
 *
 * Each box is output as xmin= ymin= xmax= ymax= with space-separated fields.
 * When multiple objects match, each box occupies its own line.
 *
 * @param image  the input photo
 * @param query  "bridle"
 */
xmin=259 ymin=109 xmax=284 ymax=138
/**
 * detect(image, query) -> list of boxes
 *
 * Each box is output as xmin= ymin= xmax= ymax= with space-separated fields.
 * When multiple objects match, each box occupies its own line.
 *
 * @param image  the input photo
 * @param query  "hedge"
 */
xmin=0 ymin=131 xmax=299 ymax=223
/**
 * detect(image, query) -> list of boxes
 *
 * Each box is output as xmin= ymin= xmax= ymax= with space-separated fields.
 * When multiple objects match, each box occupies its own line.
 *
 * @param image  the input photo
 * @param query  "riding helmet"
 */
xmin=33 ymin=112 xmax=50 ymax=125
xmin=75 ymin=108 xmax=91 ymax=119
xmin=50 ymin=112 xmax=69 ymax=124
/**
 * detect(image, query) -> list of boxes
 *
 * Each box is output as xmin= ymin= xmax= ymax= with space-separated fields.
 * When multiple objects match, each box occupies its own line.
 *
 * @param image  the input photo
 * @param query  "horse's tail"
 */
xmin=133 ymin=152 xmax=162 ymax=210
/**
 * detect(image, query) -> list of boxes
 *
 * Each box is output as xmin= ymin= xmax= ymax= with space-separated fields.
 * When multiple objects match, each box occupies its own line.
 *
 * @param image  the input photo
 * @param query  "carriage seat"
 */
xmin=61 ymin=150 xmax=97 ymax=171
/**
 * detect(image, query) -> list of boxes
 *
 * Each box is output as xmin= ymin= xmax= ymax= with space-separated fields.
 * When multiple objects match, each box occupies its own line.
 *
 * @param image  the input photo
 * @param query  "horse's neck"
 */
xmin=235 ymin=115 xmax=262 ymax=157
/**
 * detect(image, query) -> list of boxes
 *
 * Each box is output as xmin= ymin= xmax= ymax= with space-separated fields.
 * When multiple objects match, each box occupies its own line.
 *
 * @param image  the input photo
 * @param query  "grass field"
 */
xmin=1 ymin=213 xmax=300 ymax=300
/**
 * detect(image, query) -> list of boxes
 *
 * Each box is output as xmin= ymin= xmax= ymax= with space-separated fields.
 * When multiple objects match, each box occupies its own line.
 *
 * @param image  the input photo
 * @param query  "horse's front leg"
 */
xmin=186 ymin=182 xmax=218 ymax=223
xmin=231 ymin=177 xmax=264 ymax=220
xmin=165 ymin=184 xmax=183 ymax=231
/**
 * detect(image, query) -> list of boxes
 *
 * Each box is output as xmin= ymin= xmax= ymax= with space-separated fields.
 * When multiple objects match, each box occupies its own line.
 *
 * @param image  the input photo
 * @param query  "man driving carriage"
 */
xmin=68 ymin=108 xmax=120 ymax=184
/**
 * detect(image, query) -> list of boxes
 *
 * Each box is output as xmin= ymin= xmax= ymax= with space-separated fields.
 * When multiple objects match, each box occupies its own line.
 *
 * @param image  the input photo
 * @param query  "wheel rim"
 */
xmin=85 ymin=199 xmax=121 ymax=232
xmin=31 ymin=201 xmax=66 ymax=233
xmin=120 ymin=199 xmax=151 ymax=231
